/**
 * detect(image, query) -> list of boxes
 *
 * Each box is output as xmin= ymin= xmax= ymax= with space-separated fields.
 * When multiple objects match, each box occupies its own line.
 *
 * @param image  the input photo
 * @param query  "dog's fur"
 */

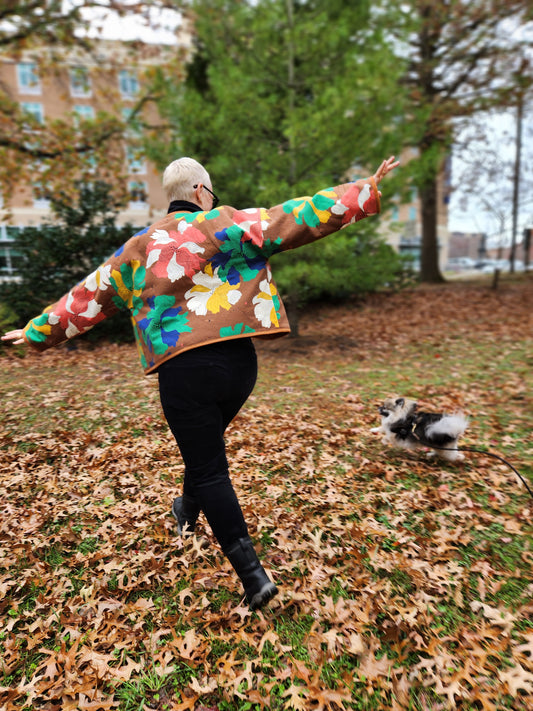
xmin=371 ymin=397 xmax=468 ymax=462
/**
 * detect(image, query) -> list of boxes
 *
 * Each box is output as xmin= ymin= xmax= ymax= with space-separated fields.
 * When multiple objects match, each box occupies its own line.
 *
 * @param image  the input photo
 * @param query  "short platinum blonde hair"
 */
xmin=162 ymin=157 xmax=211 ymax=202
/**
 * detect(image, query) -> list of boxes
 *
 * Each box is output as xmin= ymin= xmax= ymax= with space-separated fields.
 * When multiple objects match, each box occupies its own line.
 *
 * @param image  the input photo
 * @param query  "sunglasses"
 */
xmin=193 ymin=184 xmax=219 ymax=209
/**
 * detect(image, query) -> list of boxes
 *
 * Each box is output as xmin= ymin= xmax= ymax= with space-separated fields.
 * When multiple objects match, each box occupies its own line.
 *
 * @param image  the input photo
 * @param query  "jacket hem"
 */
xmin=144 ymin=329 xmax=292 ymax=375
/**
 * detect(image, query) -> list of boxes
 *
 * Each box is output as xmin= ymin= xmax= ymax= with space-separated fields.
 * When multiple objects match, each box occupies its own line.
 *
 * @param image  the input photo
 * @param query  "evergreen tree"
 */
xmin=270 ymin=233 xmax=410 ymax=334
xmin=149 ymin=0 xmax=403 ymax=205
xmin=0 ymin=181 xmax=139 ymax=341
xmin=145 ymin=0 xmax=406 ymax=324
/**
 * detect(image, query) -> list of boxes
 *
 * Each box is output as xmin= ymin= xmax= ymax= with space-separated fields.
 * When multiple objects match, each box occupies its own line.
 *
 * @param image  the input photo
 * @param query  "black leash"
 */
xmin=422 ymin=443 xmax=533 ymax=500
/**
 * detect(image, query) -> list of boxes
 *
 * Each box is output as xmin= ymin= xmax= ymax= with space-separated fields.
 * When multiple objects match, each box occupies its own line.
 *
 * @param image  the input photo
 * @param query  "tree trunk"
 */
xmin=286 ymin=0 xmax=297 ymax=187
xmin=284 ymin=297 xmax=300 ymax=337
xmin=419 ymin=177 xmax=445 ymax=283
xmin=510 ymin=90 xmax=523 ymax=274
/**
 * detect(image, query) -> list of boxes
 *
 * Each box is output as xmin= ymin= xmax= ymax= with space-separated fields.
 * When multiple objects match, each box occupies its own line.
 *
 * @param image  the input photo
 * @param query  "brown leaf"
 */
xmin=498 ymin=663 xmax=533 ymax=697
xmin=282 ymin=682 xmax=309 ymax=710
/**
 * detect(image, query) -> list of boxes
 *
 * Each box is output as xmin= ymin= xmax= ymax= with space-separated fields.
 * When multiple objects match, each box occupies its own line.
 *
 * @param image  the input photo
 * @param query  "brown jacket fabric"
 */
xmin=23 ymin=177 xmax=380 ymax=374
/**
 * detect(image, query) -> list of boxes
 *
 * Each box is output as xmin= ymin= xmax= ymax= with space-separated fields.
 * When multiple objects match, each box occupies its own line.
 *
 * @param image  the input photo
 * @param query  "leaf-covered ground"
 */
xmin=0 ymin=277 xmax=532 ymax=711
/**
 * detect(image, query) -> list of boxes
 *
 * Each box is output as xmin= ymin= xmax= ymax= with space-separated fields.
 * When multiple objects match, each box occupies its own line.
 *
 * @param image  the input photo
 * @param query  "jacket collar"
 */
xmin=167 ymin=199 xmax=202 ymax=215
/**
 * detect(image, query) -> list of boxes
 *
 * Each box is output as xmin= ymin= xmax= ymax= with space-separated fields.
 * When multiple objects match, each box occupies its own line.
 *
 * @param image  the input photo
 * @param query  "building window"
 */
xmin=390 ymin=204 xmax=399 ymax=221
xmin=73 ymin=105 xmax=95 ymax=122
xmin=33 ymin=182 xmax=50 ymax=209
xmin=126 ymin=146 xmax=145 ymax=174
xmin=69 ymin=66 xmax=91 ymax=97
xmin=129 ymin=180 xmax=147 ymax=208
xmin=21 ymin=102 xmax=44 ymax=124
xmin=408 ymin=206 xmax=417 ymax=222
xmin=17 ymin=63 xmax=41 ymax=94
xmin=119 ymin=70 xmax=139 ymax=98
xmin=399 ymin=242 xmax=421 ymax=271
xmin=0 ymin=226 xmax=23 ymax=277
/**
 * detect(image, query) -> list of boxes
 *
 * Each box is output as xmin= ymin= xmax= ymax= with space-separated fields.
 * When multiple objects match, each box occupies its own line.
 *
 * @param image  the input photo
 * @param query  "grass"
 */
xmin=0 ymin=278 xmax=532 ymax=710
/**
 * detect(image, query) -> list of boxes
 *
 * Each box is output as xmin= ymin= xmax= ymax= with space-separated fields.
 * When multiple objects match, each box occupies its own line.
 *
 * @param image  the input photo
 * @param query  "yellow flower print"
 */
xmin=24 ymin=313 xmax=52 ymax=343
xmin=185 ymin=264 xmax=242 ymax=316
xmin=283 ymin=189 xmax=337 ymax=228
xmin=110 ymin=260 xmax=146 ymax=314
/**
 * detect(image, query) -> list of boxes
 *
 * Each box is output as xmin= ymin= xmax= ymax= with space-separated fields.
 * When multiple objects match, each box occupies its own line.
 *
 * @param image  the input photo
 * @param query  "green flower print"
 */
xmin=178 ymin=208 xmax=220 ymax=224
xmin=110 ymin=260 xmax=146 ymax=315
xmin=211 ymin=225 xmax=281 ymax=284
xmin=137 ymin=295 xmax=192 ymax=355
xmin=282 ymin=190 xmax=336 ymax=228
xmin=133 ymin=325 xmax=148 ymax=370
xmin=219 ymin=323 xmax=256 ymax=338
xmin=24 ymin=313 xmax=51 ymax=343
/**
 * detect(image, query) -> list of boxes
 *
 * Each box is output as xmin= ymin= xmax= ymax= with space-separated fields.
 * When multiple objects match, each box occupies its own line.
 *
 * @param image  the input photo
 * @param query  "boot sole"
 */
xmin=249 ymin=582 xmax=279 ymax=611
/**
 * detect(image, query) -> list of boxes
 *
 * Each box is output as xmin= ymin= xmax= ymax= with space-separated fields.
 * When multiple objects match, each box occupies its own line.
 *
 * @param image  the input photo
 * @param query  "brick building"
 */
xmin=448 ymin=231 xmax=486 ymax=260
xmin=0 ymin=39 xmax=190 ymax=278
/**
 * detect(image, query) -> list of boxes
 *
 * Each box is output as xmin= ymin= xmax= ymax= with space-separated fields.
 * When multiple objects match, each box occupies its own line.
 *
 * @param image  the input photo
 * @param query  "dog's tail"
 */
xmin=426 ymin=413 xmax=468 ymax=439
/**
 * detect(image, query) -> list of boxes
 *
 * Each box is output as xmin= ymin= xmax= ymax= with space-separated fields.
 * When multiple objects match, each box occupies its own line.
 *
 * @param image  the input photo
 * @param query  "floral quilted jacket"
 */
xmin=23 ymin=177 xmax=380 ymax=374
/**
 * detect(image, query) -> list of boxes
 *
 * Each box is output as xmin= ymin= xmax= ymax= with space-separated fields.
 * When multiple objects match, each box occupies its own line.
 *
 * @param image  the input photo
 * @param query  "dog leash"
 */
xmin=417 ymin=441 xmax=533 ymax=500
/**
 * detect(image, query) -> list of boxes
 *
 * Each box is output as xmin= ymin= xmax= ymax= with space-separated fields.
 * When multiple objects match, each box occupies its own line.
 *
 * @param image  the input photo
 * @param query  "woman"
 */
xmin=3 ymin=155 xmax=399 ymax=610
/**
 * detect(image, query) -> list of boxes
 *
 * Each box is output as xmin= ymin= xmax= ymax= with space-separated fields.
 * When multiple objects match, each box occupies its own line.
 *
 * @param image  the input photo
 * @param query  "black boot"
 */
xmin=224 ymin=536 xmax=278 ymax=610
xmin=171 ymin=495 xmax=200 ymax=536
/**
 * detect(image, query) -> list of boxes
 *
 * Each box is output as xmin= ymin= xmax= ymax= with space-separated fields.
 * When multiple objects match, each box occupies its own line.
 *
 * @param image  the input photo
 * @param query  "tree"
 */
xmin=384 ymin=0 xmax=533 ymax=282
xmin=0 ymin=181 xmax=138 ymax=340
xmin=450 ymin=102 xmax=533 ymax=259
xmin=146 ymin=0 xmax=403 ymax=205
xmin=144 ymin=0 xmax=406 ymax=327
xmin=0 ymin=0 xmax=180 ymax=206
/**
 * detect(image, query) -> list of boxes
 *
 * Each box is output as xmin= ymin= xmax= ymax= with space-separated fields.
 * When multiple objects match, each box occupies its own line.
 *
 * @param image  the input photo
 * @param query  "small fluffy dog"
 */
xmin=371 ymin=397 xmax=468 ymax=462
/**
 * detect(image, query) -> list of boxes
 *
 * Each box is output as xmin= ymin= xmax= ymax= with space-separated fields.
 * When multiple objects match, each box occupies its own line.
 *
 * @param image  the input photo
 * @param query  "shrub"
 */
xmin=270 ymin=229 xmax=414 ymax=333
xmin=0 ymin=301 xmax=17 ymax=342
xmin=0 ymin=182 xmax=146 ymax=344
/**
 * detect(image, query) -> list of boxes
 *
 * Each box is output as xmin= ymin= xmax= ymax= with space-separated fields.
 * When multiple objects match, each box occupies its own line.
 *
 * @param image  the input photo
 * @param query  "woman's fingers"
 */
xmin=374 ymin=156 xmax=400 ymax=183
xmin=1 ymin=329 xmax=25 ymax=344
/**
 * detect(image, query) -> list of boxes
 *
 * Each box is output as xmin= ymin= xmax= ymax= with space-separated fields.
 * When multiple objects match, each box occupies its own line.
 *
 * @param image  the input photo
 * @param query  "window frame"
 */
xmin=69 ymin=66 xmax=92 ymax=98
xmin=20 ymin=101 xmax=45 ymax=124
xmin=126 ymin=146 xmax=146 ymax=175
xmin=128 ymin=180 xmax=148 ymax=208
xmin=0 ymin=226 xmax=24 ymax=277
xmin=73 ymin=104 xmax=95 ymax=123
xmin=17 ymin=62 xmax=41 ymax=95
xmin=119 ymin=69 xmax=139 ymax=98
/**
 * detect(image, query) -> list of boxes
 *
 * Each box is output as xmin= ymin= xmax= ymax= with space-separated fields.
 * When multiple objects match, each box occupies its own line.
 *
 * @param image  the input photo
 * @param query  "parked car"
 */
xmin=475 ymin=259 xmax=525 ymax=273
xmin=445 ymin=257 xmax=477 ymax=271
xmin=474 ymin=259 xmax=504 ymax=273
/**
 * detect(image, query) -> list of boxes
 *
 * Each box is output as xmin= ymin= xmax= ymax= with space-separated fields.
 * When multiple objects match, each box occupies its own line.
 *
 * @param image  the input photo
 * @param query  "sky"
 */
xmin=76 ymin=1 xmax=182 ymax=44
xmin=449 ymin=109 xmax=533 ymax=247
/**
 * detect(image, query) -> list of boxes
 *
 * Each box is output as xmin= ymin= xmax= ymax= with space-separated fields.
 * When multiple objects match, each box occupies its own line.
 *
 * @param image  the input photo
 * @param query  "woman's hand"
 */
xmin=373 ymin=156 xmax=400 ymax=184
xmin=1 ymin=329 xmax=26 ymax=345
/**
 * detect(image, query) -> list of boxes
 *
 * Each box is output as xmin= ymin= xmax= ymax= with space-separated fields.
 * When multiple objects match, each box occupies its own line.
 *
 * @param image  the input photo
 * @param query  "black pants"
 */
xmin=158 ymin=338 xmax=258 ymax=550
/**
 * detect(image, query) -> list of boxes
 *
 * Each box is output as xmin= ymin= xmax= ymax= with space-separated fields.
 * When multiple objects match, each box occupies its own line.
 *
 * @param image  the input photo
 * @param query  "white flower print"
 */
xmin=185 ymin=265 xmax=241 ymax=315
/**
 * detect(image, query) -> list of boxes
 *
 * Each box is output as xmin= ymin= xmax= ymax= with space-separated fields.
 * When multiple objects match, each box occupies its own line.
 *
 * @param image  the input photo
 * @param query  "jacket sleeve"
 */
xmin=261 ymin=177 xmax=380 ymax=252
xmin=23 ymin=258 xmax=124 ymax=351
